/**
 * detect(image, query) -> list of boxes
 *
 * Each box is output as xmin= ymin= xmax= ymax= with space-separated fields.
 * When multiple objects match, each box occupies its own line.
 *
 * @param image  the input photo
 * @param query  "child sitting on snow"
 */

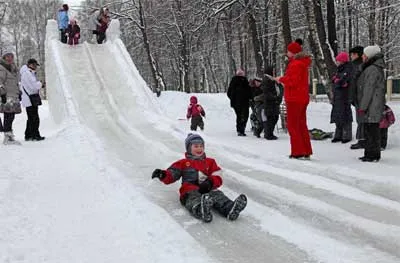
xmin=379 ymin=104 xmax=395 ymax=150
xmin=151 ymin=133 xmax=247 ymax=223
xmin=186 ymin=96 xmax=205 ymax=131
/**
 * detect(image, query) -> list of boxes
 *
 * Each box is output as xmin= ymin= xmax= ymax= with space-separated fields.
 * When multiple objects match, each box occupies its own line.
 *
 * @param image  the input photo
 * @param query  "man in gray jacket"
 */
xmin=356 ymin=45 xmax=386 ymax=162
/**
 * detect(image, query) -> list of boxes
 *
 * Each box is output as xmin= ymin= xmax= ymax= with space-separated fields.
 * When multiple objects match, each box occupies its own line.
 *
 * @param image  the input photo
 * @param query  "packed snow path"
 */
xmin=2 ymin=19 xmax=399 ymax=262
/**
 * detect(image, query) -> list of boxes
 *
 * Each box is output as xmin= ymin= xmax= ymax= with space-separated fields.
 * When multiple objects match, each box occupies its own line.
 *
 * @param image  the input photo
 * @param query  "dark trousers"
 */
xmin=380 ymin=128 xmax=388 ymax=149
xmin=233 ymin=107 xmax=249 ymax=134
xmin=60 ymin=29 xmax=67 ymax=43
xmin=25 ymin=106 xmax=41 ymax=139
xmin=265 ymin=115 xmax=279 ymax=137
xmin=181 ymin=190 xmax=234 ymax=218
xmin=2 ymin=113 xmax=15 ymax=132
xmin=334 ymin=122 xmax=352 ymax=141
xmin=190 ymin=116 xmax=204 ymax=131
xmin=356 ymin=122 xmax=365 ymax=141
xmin=364 ymin=123 xmax=381 ymax=159
xmin=97 ymin=32 xmax=106 ymax=44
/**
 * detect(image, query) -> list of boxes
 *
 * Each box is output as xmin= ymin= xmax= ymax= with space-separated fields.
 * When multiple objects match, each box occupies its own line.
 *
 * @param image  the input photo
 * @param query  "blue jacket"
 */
xmin=57 ymin=10 xmax=69 ymax=29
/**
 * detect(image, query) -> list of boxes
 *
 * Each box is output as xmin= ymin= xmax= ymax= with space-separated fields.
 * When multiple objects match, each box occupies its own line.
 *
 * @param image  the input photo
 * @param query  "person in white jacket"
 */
xmin=20 ymin=58 xmax=45 ymax=141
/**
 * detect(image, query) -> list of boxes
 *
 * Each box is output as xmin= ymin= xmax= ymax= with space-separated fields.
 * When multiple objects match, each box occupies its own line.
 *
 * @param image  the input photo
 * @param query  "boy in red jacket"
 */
xmin=152 ymin=134 xmax=247 ymax=223
xmin=186 ymin=96 xmax=206 ymax=131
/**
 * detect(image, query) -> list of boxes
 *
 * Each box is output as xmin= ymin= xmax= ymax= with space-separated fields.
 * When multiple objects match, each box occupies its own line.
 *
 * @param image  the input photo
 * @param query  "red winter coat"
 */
xmin=279 ymin=53 xmax=312 ymax=104
xmin=161 ymin=154 xmax=223 ymax=199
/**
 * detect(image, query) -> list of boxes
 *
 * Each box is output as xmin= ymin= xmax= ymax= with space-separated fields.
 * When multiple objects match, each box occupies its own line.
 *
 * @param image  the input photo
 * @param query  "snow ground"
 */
xmin=0 ymin=19 xmax=399 ymax=263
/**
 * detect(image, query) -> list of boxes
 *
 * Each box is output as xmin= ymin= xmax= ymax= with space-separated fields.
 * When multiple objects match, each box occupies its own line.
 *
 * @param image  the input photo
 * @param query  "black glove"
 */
xmin=152 ymin=169 xmax=166 ymax=180
xmin=198 ymin=179 xmax=213 ymax=194
xmin=1 ymin=95 xmax=6 ymax=104
xmin=18 ymin=92 xmax=22 ymax=101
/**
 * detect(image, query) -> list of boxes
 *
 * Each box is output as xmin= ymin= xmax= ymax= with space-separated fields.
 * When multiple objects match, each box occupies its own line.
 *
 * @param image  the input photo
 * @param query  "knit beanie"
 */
xmin=287 ymin=42 xmax=302 ymax=54
xmin=363 ymin=45 xmax=381 ymax=59
xmin=349 ymin=46 xmax=364 ymax=57
xmin=335 ymin=52 xmax=349 ymax=63
xmin=185 ymin=133 xmax=204 ymax=153
xmin=2 ymin=50 xmax=14 ymax=58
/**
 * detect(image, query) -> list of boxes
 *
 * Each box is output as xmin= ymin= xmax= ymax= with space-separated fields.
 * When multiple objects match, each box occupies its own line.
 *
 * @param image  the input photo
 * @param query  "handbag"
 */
xmin=22 ymin=87 xmax=42 ymax=106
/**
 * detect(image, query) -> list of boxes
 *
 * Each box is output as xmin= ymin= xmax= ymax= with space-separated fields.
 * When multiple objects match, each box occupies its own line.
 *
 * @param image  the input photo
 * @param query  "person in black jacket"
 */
xmin=330 ymin=52 xmax=354 ymax=143
xmin=349 ymin=46 xmax=365 ymax=149
xmin=227 ymin=69 xmax=252 ymax=136
xmin=249 ymin=77 xmax=263 ymax=137
xmin=262 ymin=66 xmax=282 ymax=140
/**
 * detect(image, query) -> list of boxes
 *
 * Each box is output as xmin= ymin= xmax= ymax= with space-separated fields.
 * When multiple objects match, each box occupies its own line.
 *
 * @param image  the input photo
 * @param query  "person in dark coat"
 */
xmin=227 ymin=69 xmax=252 ymax=136
xmin=356 ymin=45 xmax=386 ymax=162
xmin=262 ymin=66 xmax=282 ymax=140
xmin=249 ymin=77 xmax=263 ymax=137
xmin=66 ymin=19 xmax=80 ymax=45
xmin=330 ymin=52 xmax=353 ymax=143
xmin=349 ymin=46 xmax=365 ymax=150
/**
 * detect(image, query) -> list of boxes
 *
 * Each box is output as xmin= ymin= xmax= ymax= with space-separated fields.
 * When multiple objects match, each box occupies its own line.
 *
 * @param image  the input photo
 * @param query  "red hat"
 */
xmin=335 ymin=52 xmax=349 ymax=63
xmin=287 ymin=42 xmax=302 ymax=54
xmin=190 ymin=96 xmax=197 ymax=104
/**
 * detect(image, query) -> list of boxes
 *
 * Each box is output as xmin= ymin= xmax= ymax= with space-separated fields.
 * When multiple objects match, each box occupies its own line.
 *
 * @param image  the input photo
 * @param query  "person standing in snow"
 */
xmin=0 ymin=51 xmax=22 ymax=145
xmin=186 ymin=96 xmax=205 ymax=131
xmin=330 ymin=52 xmax=353 ymax=144
xmin=20 ymin=59 xmax=45 ymax=141
xmin=349 ymin=46 xmax=365 ymax=150
xmin=88 ymin=9 xmax=101 ymax=43
xmin=249 ymin=77 xmax=264 ymax=137
xmin=274 ymin=39 xmax=313 ymax=159
xmin=57 ymin=4 xmax=69 ymax=44
xmin=227 ymin=69 xmax=252 ymax=136
xmin=379 ymin=105 xmax=395 ymax=150
xmin=262 ymin=66 xmax=282 ymax=140
xmin=152 ymin=134 xmax=247 ymax=223
xmin=66 ymin=19 xmax=81 ymax=45
xmin=96 ymin=8 xmax=110 ymax=44
xmin=356 ymin=45 xmax=386 ymax=162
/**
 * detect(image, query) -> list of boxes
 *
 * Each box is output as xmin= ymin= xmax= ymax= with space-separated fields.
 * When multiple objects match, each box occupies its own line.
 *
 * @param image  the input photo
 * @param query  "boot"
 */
xmin=350 ymin=140 xmax=365 ymax=149
xmin=263 ymin=121 xmax=278 ymax=140
xmin=227 ymin=194 xmax=247 ymax=221
xmin=192 ymin=193 xmax=214 ymax=223
xmin=3 ymin=131 xmax=21 ymax=145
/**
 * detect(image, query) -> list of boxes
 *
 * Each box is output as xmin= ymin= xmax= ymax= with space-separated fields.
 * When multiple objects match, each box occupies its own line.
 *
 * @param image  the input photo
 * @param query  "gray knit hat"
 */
xmin=185 ymin=133 xmax=204 ymax=153
xmin=2 ymin=50 xmax=14 ymax=58
xmin=363 ymin=45 xmax=381 ymax=59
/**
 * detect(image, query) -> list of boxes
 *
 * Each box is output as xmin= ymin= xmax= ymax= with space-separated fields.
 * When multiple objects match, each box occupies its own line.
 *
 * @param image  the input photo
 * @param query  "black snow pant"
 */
xmin=97 ymin=32 xmax=106 ymax=44
xmin=25 ymin=106 xmax=41 ymax=139
xmin=233 ymin=106 xmax=249 ymax=134
xmin=181 ymin=190 xmax=234 ymax=218
xmin=380 ymin=128 xmax=388 ymax=149
xmin=190 ymin=115 xmax=204 ymax=131
xmin=60 ymin=29 xmax=67 ymax=43
xmin=2 ymin=113 xmax=15 ymax=132
xmin=264 ymin=115 xmax=279 ymax=138
xmin=333 ymin=122 xmax=352 ymax=141
xmin=364 ymin=123 xmax=381 ymax=159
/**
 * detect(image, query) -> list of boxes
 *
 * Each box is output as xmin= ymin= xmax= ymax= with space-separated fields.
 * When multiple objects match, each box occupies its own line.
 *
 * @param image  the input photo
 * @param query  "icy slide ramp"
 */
xmin=45 ymin=20 xmax=400 ymax=263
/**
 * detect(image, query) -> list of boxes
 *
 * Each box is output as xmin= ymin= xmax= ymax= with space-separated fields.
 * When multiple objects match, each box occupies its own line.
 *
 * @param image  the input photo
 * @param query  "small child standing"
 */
xmin=152 ymin=134 xmax=247 ymax=223
xmin=379 ymin=104 xmax=395 ymax=150
xmin=186 ymin=96 xmax=206 ymax=131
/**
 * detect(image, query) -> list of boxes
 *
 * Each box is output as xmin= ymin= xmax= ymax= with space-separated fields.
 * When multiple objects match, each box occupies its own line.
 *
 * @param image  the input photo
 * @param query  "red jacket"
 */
xmin=161 ymin=154 xmax=223 ymax=199
xmin=279 ymin=53 xmax=312 ymax=104
xmin=187 ymin=104 xmax=205 ymax=119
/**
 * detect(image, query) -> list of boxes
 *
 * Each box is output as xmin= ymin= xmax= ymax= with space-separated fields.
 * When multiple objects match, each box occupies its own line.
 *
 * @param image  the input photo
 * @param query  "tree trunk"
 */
xmin=369 ymin=0 xmax=377 ymax=44
xmin=326 ymin=0 xmax=338 ymax=55
xmin=138 ymin=0 xmax=166 ymax=93
xmin=245 ymin=0 xmax=263 ymax=76
xmin=280 ymin=0 xmax=292 ymax=48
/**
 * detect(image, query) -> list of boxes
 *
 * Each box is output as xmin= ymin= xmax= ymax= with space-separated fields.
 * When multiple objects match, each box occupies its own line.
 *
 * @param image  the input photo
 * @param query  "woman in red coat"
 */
xmin=275 ymin=39 xmax=313 ymax=159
